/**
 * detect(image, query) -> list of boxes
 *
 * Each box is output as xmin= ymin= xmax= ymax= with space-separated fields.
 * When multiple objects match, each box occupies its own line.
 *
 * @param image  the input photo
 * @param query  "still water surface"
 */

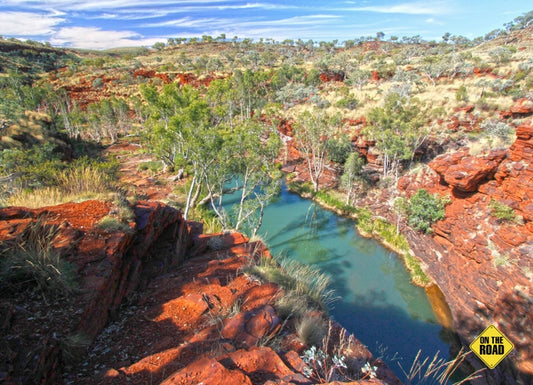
xmin=223 ymin=182 xmax=454 ymax=380
xmin=244 ymin=183 xmax=453 ymax=380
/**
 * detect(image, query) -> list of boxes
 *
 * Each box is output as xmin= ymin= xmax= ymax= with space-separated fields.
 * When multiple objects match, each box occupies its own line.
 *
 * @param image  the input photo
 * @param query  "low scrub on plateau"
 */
xmin=406 ymin=189 xmax=449 ymax=234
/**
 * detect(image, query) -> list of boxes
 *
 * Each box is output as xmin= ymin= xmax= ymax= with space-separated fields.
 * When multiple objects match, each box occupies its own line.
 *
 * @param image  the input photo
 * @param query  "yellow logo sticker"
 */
xmin=470 ymin=325 xmax=514 ymax=369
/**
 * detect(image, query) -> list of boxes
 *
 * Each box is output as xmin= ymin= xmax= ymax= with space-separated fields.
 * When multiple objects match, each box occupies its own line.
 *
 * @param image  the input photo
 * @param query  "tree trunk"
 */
xmin=184 ymin=174 xmax=197 ymax=220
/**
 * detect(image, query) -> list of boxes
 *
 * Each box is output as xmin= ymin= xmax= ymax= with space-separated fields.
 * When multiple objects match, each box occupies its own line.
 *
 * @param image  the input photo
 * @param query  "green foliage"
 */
xmin=364 ymin=92 xmax=428 ymax=177
xmin=403 ymin=254 xmax=431 ymax=286
xmin=372 ymin=218 xmax=410 ymax=252
xmin=407 ymin=189 xmax=448 ymax=233
xmin=270 ymin=64 xmax=306 ymax=89
xmin=305 ymin=68 xmax=322 ymax=86
xmin=141 ymin=83 xmax=210 ymax=170
xmin=326 ymin=135 xmax=352 ymax=164
xmin=1 ymin=148 xmax=118 ymax=207
xmin=0 ymin=143 xmax=65 ymax=189
xmin=488 ymin=199 xmax=520 ymax=223
xmin=96 ymin=216 xmax=133 ymax=233
xmin=0 ymin=220 xmax=78 ymax=297
xmin=92 ymin=77 xmax=104 ymax=89
xmin=275 ymin=82 xmax=319 ymax=108
xmin=340 ymin=152 xmax=364 ymax=204
xmin=137 ymin=160 xmax=163 ymax=173
xmin=488 ymin=47 xmax=513 ymax=64
xmin=455 ymin=85 xmax=468 ymax=102
xmin=335 ymin=96 xmax=358 ymax=110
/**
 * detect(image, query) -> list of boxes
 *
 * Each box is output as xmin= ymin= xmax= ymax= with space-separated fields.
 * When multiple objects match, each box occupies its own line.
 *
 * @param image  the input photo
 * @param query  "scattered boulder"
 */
xmin=429 ymin=149 xmax=506 ymax=192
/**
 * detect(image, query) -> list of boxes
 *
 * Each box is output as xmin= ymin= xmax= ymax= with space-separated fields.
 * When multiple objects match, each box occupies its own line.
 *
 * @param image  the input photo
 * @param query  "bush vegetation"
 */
xmin=96 ymin=215 xmax=133 ymax=233
xmin=488 ymin=199 xmax=521 ymax=223
xmin=407 ymin=189 xmax=449 ymax=234
xmin=0 ymin=220 xmax=78 ymax=298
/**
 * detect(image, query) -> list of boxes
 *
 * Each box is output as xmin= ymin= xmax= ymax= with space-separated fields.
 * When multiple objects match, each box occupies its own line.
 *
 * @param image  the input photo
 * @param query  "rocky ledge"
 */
xmin=0 ymin=199 xmax=400 ymax=385
xmin=396 ymin=123 xmax=533 ymax=384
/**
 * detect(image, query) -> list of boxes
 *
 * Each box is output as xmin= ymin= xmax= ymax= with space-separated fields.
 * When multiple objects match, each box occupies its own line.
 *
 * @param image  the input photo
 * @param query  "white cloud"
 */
xmin=342 ymin=1 xmax=451 ymax=15
xmin=216 ymin=3 xmax=297 ymax=10
xmin=425 ymin=18 xmax=444 ymax=25
xmin=1 ymin=0 xmax=233 ymax=11
xmin=50 ymin=26 xmax=162 ymax=49
xmin=0 ymin=11 xmax=64 ymax=36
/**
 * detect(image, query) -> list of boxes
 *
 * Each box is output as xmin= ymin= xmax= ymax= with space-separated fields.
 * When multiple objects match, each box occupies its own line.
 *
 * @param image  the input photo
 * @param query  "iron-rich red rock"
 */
xmin=394 ymin=123 xmax=533 ymax=383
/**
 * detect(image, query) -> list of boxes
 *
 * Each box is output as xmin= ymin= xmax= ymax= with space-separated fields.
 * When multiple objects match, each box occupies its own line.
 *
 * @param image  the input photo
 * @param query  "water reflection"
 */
xmin=255 ymin=184 xmax=453 ymax=381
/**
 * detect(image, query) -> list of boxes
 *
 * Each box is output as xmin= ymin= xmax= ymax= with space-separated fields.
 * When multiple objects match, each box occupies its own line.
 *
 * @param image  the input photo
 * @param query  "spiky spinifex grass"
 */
xmin=6 ymin=165 xmax=114 ymax=208
xmin=0 ymin=219 xmax=78 ymax=299
xmin=246 ymin=256 xmax=337 ymax=313
xmin=399 ymin=348 xmax=485 ymax=385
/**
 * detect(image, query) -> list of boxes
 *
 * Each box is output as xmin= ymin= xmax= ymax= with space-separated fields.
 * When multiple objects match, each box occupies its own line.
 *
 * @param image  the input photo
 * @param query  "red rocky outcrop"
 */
xmin=0 ymin=200 xmax=191 ymax=384
xmin=396 ymin=123 xmax=533 ymax=384
xmin=66 ymin=233 xmax=400 ymax=385
xmin=1 ymin=200 xmax=400 ymax=385
xmin=429 ymin=149 xmax=506 ymax=193
xmin=500 ymin=98 xmax=533 ymax=119
xmin=319 ymin=72 xmax=344 ymax=83
xmin=133 ymin=69 xmax=172 ymax=84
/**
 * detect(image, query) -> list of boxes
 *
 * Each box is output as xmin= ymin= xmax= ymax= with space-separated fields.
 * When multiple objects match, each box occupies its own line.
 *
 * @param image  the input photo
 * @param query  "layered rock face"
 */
xmin=0 ymin=200 xmax=400 ymax=385
xmin=397 ymin=123 xmax=533 ymax=384
xmin=74 ymin=232 xmax=400 ymax=385
xmin=0 ymin=200 xmax=191 ymax=384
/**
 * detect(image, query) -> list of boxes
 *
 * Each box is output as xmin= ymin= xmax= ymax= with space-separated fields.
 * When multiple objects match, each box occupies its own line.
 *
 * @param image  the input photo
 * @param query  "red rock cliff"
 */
xmin=397 ymin=123 xmax=533 ymax=384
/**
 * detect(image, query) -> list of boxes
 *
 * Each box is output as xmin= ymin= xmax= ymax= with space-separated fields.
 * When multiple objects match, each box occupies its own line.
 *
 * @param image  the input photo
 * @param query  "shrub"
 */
xmin=92 ymin=77 xmax=104 ymax=89
xmin=407 ymin=189 xmax=448 ymax=233
xmin=335 ymin=96 xmax=358 ymax=110
xmin=0 ymin=220 xmax=78 ymax=297
xmin=488 ymin=199 xmax=520 ymax=223
xmin=96 ymin=216 xmax=132 ymax=233
xmin=326 ymin=135 xmax=353 ymax=164
xmin=455 ymin=85 xmax=468 ymax=101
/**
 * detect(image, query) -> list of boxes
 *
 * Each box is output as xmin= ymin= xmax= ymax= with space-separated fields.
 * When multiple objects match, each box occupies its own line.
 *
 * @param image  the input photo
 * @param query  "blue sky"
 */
xmin=0 ymin=1 xmax=531 ymax=50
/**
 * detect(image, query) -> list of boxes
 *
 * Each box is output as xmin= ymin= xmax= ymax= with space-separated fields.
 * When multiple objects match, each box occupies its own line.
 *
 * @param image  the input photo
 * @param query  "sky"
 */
xmin=0 ymin=1 xmax=531 ymax=50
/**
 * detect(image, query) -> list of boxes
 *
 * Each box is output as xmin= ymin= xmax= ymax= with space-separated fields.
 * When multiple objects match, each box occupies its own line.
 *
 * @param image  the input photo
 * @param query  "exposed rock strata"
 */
xmin=0 ymin=200 xmax=400 ymax=385
xmin=0 ymin=200 xmax=190 ymax=384
xmin=396 ymin=123 xmax=533 ymax=384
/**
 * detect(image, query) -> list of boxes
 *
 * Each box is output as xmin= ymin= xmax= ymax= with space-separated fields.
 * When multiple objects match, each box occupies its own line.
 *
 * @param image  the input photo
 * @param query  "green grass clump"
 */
xmin=372 ymin=218 xmax=410 ymax=252
xmin=488 ymin=199 xmax=521 ymax=223
xmin=315 ymin=190 xmax=359 ymax=216
xmin=0 ymin=220 xmax=78 ymax=297
xmin=137 ymin=160 xmax=163 ymax=174
xmin=96 ymin=216 xmax=133 ymax=233
xmin=403 ymin=254 xmax=431 ymax=286
xmin=287 ymin=181 xmax=314 ymax=196
xmin=246 ymin=256 xmax=336 ymax=314
xmin=3 ymin=156 xmax=118 ymax=208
